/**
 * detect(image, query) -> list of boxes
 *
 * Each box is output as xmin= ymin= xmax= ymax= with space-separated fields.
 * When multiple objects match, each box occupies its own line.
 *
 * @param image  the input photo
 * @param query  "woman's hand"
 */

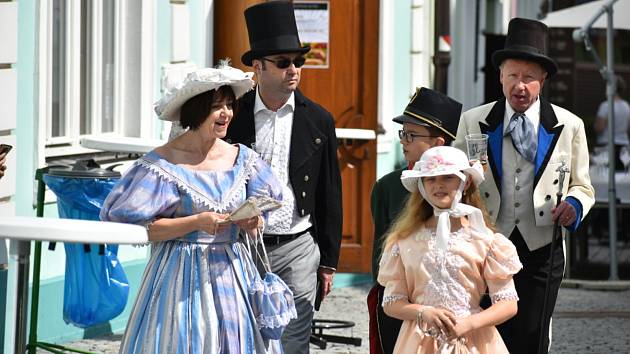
xmin=234 ymin=216 xmax=263 ymax=232
xmin=418 ymin=307 xmax=458 ymax=338
xmin=197 ymin=212 xmax=230 ymax=234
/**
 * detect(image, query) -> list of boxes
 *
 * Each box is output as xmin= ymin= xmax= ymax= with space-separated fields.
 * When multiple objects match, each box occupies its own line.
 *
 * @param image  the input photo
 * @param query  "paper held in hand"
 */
xmin=218 ymin=196 xmax=282 ymax=224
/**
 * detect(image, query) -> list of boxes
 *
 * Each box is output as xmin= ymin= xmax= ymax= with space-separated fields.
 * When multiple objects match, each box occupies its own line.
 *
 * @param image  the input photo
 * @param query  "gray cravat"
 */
xmin=505 ymin=112 xmax=537 ymax=163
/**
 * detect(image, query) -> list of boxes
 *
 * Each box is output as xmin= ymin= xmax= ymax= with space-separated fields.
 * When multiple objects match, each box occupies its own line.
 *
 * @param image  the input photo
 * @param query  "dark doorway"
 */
xmin=484 ymin=33 xmax=505 ymax=104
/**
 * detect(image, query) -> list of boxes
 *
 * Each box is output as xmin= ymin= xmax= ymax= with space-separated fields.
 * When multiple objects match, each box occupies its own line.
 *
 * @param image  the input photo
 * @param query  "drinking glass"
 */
xmin=465 ymin=133 xmax=489 ymax=165
xmin=620 ymin=145 xmax=630 ymax=173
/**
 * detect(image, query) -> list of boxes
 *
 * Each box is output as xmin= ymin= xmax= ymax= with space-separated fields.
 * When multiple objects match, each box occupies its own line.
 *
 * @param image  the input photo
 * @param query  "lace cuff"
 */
xmin=490 ymin=288 xmax=519 ymax=304
xmin=382 ymin=294 xmax=407 ymax=306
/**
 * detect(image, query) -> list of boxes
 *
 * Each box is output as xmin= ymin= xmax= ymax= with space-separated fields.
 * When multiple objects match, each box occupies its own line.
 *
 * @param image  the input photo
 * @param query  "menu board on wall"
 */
xmin=294 ymin=1 xmax=330 ymax=68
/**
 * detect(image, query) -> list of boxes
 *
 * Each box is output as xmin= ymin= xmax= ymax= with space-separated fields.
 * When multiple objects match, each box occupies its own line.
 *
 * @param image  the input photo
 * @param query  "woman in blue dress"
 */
xmin=100 ymin=64 xmax=293 ymax=353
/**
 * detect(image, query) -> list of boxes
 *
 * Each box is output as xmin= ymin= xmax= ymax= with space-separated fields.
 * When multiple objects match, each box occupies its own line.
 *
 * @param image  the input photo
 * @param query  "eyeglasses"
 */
xmin=398 ymin=130 xmax=437 ymax=143
xmin=262 ymin=56 xmax=306 ymax=69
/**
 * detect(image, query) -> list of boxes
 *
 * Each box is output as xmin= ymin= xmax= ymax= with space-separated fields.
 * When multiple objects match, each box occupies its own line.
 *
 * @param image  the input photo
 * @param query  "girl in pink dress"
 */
xmin=378 ymin=146 xmax=522 ymax=354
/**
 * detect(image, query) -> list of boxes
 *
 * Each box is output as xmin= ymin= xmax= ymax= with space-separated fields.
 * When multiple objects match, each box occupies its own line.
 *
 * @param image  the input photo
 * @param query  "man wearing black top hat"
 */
xmin=368 ymin=87 xmax=462 ymax=354
xmin=454 ymin=18 xmax=594 ymax=354
xmin=225 ymin=2 xmax=342 ymax=353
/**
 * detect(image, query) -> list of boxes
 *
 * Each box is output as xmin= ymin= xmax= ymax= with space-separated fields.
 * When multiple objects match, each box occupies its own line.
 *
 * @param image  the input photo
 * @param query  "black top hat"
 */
xmin=241 ymin=1 xmax=311 ymax=66
xmin=491 ymin=18 xmax=558 ymax=76
xmin=393 ymin=87 xmax=462 ymax=140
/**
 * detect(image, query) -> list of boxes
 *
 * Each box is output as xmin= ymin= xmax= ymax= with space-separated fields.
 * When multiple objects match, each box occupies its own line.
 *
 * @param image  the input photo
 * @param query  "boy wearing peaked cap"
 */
xmin=368 ymin=87 xmax=462 ymax=354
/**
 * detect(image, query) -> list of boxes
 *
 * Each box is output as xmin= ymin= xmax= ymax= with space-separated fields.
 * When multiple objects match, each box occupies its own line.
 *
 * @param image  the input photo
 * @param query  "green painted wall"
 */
xmin=189 ymin=0 xmax=207 ymax=67
xmin=15 ymin=0 xmax=37 ymax=218
xmin=155 ymin=1 xmax=172 ymax=139
xmin=375 ymin=0 xmax=412 ymax=179
xmin=4 ymin=0 xmax=38 ymax=351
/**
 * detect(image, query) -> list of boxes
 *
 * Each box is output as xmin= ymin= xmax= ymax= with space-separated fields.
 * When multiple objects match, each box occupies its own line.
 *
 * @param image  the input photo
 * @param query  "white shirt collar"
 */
xmin=504 ymin=96 xmax=541 ymax=133
xmin=254 ymin=86 xmax=295 ymax=115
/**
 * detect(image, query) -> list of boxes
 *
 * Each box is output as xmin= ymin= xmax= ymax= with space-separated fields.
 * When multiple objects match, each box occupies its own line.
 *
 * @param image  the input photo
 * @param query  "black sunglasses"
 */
xmin=398 ymin=130 xmax=437 ymax=143
xmin=262 ymin=56 xmax=306 ymax=69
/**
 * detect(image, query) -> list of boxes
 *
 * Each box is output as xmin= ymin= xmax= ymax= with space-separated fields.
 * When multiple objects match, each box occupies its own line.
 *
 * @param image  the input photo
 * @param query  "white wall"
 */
xmin=450 ymin=0 xmax=486 ymax=110
xmin=0 ymin=2 xmax=18 ymax=216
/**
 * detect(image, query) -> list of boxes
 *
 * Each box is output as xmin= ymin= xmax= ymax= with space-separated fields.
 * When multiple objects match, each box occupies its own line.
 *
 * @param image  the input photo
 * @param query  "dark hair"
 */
xmin=180 ymin=86 xmax=236 ymax=130
xmin=427 ymin=126 xmax=454 ymax=145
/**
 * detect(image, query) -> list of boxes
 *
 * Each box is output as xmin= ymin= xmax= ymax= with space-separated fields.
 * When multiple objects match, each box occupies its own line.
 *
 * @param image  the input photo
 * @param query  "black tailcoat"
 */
xmin=226 ymin=89 xmax=343 ymax=268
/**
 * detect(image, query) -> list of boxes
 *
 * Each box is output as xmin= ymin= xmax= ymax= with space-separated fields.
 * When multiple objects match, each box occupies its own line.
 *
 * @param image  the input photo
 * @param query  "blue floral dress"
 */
xmin=100 ymin=144 xmax=285 ymax=354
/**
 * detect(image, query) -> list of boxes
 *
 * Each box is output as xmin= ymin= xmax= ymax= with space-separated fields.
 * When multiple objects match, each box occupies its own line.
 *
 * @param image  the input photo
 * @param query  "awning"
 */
xmin=542 ymin=0 xmax=630 ymax=30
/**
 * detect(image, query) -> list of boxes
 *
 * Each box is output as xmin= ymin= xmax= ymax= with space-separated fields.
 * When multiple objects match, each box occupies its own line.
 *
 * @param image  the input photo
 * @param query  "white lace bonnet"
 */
xmin=401 ymin=146 xmax=486 ymax=250
xmin=154 ymin=62 xmax=254 ymax=122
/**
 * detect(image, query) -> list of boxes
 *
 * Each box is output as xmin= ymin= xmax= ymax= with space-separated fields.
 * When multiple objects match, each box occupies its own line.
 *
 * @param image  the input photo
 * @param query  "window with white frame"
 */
xmin=40 ymin=0 xmax=154 ymax=158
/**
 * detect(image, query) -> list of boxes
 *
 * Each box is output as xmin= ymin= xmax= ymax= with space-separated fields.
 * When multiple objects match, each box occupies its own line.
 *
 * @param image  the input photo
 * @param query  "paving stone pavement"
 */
xmin=51 ymin=283 xmax=630 ymax=354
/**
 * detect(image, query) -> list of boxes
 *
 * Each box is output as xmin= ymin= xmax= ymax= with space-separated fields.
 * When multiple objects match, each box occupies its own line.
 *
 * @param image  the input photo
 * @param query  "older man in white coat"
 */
xmin=454 ymin=18 xmax=594 ymax=354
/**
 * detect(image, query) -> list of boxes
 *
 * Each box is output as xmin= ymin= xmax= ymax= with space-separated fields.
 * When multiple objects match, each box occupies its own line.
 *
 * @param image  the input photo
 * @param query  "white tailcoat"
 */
xmin=454 ymin=98 xmax=595 ymax=251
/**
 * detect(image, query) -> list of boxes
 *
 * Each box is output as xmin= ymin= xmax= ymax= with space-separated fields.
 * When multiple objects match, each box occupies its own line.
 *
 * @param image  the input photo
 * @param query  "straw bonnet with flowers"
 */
xmin=155 ymin=61 xmax=254 ymax=122
xmin=401 ymin=146 xmax=486 ymax=252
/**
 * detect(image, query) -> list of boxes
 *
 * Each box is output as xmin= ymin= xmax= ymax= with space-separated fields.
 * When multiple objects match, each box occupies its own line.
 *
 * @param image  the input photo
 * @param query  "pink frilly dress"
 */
xmin=378 ymin=226 xmax=523 ymax=354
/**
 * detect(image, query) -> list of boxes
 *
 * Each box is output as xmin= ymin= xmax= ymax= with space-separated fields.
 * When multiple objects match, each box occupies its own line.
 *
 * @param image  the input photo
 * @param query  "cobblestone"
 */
xmin=50 ymin=283 xmax=630 ymax=353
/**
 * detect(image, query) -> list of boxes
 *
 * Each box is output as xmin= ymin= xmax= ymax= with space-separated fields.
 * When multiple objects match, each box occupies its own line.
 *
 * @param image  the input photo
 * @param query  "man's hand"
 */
xmin=552 ymin=201 xmax=577 ymax=227
xmin=318 ymin=267 xmax=335 ymax=301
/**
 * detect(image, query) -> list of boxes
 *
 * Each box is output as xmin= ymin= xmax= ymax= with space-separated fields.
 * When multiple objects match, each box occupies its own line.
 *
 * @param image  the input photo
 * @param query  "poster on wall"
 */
xmin=294 ymin=1 xmax=329 ymax=69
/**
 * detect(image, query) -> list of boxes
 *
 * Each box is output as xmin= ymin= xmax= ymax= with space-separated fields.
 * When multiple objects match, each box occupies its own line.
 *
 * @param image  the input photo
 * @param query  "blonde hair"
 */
xmin=382 ymin=179 xmax=494 ymax=252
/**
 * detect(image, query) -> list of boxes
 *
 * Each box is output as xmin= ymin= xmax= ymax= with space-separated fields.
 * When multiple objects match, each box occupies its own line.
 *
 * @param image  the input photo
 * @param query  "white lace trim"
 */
xmin=415 ymin=228 xmax=474 ymax=318
xmin=413 ymin=227 xmax=472 ymax=244
xmin=379 ymin=244 xmax=400 ymax=268
xmin=413 ymin=231 xmax=432 ymax=242
xmin=487 ymin=248 xmax=523 ymax=272
xmin=255 ymin=310 xmax=298 ymax=330
xmin=382 ymin=294 xmax=407 ymax=306
xmin=249 ymin=279 xmax=291 ymax=294
xmin=491 ymin=288 xmax=519 ymax=304
xmin=137 ymin=151 xmax=257 ymax=213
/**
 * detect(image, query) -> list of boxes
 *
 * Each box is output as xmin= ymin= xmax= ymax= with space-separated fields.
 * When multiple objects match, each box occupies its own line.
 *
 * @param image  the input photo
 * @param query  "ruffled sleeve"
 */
xmin=484 ymin=234 xmax=523 ymax=304
xmin=100 ymin=162 xmax=180 ymax=226
xmin=377 ymin=242 xmax=409 ymax=306
xmin=245 ymin=153 xmax=283 ymax=203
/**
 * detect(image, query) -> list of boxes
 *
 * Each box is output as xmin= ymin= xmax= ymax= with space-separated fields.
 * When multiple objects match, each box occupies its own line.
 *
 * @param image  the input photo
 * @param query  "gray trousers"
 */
xmin=263 ymin=232 xmax=319 ymax=354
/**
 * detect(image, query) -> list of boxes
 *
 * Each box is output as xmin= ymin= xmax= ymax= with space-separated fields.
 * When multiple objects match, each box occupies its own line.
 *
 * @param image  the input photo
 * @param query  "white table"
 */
xmin=589 ymin=169 xmax=630 ymax=204
xmin=80 ymin=128 xmax=377 ymax=155
xmin=0 ymin=217 xmax=148 ymax=244
xmin=0 ymin=216 xmax=148 ymax=354
xmin=80 ymin=136 xmax=167 ymax=154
